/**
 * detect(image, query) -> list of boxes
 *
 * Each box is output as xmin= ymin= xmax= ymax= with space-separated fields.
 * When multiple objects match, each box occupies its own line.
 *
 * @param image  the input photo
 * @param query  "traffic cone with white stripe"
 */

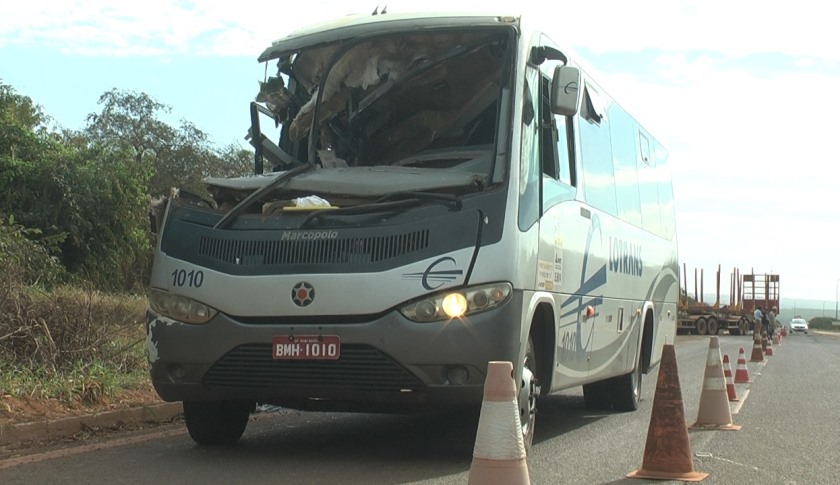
xmin=734 ymin=347 xmax=751 ymax=384
xmin=765 ymin=337 xmax=774 ymax=356
xmin=750 ymin=331 xmax=764 ymax=362
xmin=690 ymin=337 xmax=741 ymax=431
xmin=723 ymin=353 xmax=738 ymax=401
xmin=468 ymin=361 xmax=530 ymax=485
xmin=627 ymin=344 xmax=708 ymax=481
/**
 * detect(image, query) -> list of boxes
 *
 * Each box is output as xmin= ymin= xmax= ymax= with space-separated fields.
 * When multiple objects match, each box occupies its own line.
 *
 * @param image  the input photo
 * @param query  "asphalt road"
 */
xmin=1 ymin=332 xmax=838 ymax=484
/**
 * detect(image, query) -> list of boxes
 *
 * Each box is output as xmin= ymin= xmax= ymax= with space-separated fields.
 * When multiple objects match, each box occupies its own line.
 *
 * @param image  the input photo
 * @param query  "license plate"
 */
xmin=272 ymin=335 xmax=340 ymax=360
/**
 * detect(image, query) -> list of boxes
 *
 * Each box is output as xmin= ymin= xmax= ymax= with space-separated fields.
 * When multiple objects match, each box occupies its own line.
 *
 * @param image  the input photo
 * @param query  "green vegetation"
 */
xmin=809 ymin=317 xmax=839 ymax=331
xmin=0 ymin=80 xmax=253 ymax=409
xmin=0 ymin=279 xmax=150 ymax=407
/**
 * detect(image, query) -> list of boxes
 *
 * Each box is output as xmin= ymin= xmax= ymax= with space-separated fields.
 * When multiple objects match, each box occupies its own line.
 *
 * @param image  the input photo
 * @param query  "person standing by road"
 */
xmin=768 ymin=306 xmax=777 ymax=337
xmin=761 ymin=308 xmax=770 ymax=337
xmin=753 ymin=306 xmax=763 ymax=336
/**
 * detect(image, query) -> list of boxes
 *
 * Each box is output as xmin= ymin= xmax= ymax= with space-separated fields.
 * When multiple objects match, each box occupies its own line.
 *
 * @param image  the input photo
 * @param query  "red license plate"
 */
xmin=272 ymin=335 xmax=340 ymax=360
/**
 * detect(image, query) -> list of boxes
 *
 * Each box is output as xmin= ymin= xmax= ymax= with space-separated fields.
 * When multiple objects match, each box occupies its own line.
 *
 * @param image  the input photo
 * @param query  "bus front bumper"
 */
xmin=145 ymin=291 xmax=524 ymax=412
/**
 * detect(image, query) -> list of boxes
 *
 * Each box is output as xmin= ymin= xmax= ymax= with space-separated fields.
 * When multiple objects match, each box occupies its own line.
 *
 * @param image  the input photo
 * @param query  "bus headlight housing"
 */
xmin=399 ymin=283 xmax=512 ymax=323
xmin=148 ymin=288 xmax=218 ymax=324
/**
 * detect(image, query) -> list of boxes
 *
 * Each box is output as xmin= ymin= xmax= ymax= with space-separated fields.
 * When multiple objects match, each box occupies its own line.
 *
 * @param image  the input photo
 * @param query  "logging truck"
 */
xmin=678 ymin=265 xmax=779 ymax=336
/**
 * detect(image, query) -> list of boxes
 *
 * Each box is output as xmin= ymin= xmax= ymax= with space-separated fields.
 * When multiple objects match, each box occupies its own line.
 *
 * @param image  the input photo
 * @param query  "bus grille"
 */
xmin=202 ymin=344 xmax=424 ymax=392
xmin=197 ymin=230 xmax=429 ymax=266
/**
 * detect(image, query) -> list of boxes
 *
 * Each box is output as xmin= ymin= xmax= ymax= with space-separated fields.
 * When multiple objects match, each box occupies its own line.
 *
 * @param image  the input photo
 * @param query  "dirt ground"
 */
xmin=0 ymin=383 xmax=163 ymax=427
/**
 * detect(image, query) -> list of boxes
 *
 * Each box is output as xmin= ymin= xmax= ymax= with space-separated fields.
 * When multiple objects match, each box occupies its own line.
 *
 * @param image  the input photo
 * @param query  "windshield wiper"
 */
xmin=299 ymin=192 xmax=462 ymax=228
xmin=375 ymin=191 xmax=462 ymax=209
xmin=213 ymin=163 xmax=315 ymax=230
xmin=391 ymin=146 xmax=492 ymax=168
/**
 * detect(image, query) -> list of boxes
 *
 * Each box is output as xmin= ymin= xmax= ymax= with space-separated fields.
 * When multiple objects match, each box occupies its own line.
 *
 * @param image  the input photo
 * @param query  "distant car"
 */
xmin=788 ymin=317 xmax=809 ymax=334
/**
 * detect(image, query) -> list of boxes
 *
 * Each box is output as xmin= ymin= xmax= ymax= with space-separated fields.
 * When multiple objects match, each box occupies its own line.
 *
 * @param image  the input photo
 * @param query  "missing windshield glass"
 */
xmin=253 ymin=29 xmax=509 ymax=171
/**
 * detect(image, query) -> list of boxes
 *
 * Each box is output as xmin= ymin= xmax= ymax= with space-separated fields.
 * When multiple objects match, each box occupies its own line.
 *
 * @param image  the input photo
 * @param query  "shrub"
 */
xmin=809 ymin=317 xmax=838 ymax=331
xmin=0 ymin=214 xmax=65 ymax=287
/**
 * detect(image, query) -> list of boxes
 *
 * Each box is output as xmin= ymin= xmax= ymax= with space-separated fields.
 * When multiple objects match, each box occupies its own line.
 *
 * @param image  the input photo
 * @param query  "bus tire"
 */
xmin=583 ymin=380 xmax=612 ymax=410
xmin=610 ymin=353 xmax=642 ymax=412
xmin=184 ymin=400 xmax=253 ymax=446
xmin=519 ymin=335 xmax=539 ymax=452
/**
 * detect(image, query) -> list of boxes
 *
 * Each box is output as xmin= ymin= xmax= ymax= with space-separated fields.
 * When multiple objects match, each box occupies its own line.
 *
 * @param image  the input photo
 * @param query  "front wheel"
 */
xmin=183 ymin=400 xmax=254 ymax=446
xmin=519 ymin=335 xmax=540 ymax=452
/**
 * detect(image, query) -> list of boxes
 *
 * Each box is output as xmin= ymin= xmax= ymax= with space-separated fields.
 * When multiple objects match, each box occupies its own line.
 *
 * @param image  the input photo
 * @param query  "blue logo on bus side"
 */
xmin=402 ymin=256 xmax=464 ymax=290
xmin=609 ymin=236 xmax=643 ymax=277
xmin=559 ymin=213 xmax=606 ymax=359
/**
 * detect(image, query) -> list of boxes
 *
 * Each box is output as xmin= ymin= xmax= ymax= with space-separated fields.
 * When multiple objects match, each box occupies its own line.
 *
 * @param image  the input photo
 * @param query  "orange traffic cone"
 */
xmin=468 ymin=361 xmax=530 ymax=485
xmin=761 ymin=333 xmax=768 ymax=352
xmin=773 ymin=333 xmax=781 ymax=346
xmin=765 ymin=337 xmax=774 ymax=357
xmin=734 ymin=347 xmax=751 ymax=384
xmin=690 ymin=337 xmax=741 ymax=431
xmin=723 ymin=354 xmax=738 ymax=402
xmin=750 ymin=332 xmax=764 ymax=363
xmin=627 ymin=344 xmax=708 ymax=481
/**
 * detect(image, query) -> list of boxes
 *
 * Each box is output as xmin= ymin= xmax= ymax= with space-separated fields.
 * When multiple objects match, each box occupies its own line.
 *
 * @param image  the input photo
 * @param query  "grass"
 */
xmin=0 ymin=358 xmax=149 ymax=406
xmin=0 ymin=281 xmax=151 ymax=409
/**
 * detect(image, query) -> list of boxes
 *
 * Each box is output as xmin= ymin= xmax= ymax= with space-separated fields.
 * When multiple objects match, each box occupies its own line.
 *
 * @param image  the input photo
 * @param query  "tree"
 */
xmin=1 ymin=83 xmax=254 ymax=291
xmin=85 ymin=88 xmax=172 ymax=166
xmin=1 ymin=84 xmax=152 ymax=290
xmin=85 ymin=89 xmax=252 ymax=197
xmin=0 ymin=81 xmax=47 ymax=131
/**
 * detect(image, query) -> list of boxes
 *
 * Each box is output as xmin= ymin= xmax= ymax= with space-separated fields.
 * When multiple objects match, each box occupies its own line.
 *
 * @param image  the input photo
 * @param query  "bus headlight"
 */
xmin=441 ymin=293 xmax=468 ymax=318
xmin=148 ymin=288 xmax=218 ymax=324
xmin=399 ymin=283 xmax=512 ymax=323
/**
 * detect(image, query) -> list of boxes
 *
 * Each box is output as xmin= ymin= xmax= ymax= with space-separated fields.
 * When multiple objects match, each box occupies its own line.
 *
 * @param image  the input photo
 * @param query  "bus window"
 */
xmin=579 ymin=84 xmax=617 ymax=216
xmin=609 ymin=104 xmax=642 ymax=226
xmin=639 ymin=131 xmax=652 ymax=165
xmin=539 ymin=74 xmax=575 ymax=210
xmin=654 ymin=140 xmax=676 ymax=240
xmin=519 ymin=67 xmax=541 ymax=230
xmin=638 ymin=128 xmax=662 ymax=235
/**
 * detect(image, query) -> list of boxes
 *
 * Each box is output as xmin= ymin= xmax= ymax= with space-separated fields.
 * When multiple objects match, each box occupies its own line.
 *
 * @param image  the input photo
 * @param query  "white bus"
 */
xmin=146 ymin=11 xmax=679 ymax=448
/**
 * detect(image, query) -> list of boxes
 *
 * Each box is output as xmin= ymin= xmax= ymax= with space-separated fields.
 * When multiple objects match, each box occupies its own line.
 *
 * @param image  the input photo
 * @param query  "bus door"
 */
xmin=526 ymin=50 xmax=593 ymax=387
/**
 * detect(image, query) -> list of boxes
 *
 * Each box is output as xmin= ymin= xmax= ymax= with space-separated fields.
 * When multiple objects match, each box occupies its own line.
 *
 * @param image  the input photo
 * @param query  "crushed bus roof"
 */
xmin=257 ymin=12 xmax=519 ymax=62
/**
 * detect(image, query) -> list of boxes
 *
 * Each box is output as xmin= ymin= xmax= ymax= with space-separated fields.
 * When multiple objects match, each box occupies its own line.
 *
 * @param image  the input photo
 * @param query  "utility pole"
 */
xmin=835 ymin=278 xmax=839 ymax=320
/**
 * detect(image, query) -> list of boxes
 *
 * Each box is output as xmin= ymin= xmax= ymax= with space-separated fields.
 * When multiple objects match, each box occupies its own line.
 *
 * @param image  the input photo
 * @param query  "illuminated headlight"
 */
xmin=400 ymin=283 xmax=512 ymax=323
xmin=148 ymin=288 xmax=218 ymax=324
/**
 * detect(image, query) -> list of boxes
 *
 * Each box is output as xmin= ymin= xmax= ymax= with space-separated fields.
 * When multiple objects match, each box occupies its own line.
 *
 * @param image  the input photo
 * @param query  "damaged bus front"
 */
xmin=146 ymin=11 xmax=678 ymax=450
xmin=146 ymin=14 xmax=526 ymax=446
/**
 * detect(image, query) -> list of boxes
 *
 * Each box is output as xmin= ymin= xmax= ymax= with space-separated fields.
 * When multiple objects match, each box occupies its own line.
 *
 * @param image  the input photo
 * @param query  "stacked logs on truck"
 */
xmin=678 ymin=264 xmax=778 ymax=336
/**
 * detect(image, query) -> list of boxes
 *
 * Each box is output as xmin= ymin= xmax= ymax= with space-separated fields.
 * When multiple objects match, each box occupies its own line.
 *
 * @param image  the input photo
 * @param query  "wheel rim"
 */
xmin=519 ymin=354 xmax=538 ymax=440
xmin=632 ymin=361 xmax=642 ymax=404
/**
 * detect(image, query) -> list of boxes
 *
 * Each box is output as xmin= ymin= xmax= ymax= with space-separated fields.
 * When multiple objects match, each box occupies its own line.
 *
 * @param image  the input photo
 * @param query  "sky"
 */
xmin=2 ymin=0 xmax=839 ymax=304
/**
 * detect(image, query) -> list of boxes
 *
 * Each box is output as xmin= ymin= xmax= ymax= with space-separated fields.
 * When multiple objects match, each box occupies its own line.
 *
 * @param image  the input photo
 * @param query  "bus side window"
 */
xmin=540 ymin=75 xmax=575 ymax=210
xmin=519 ymin=68 xmax=541 ymax=230
xmin=579 ymin=84 xmax=617 ymax=216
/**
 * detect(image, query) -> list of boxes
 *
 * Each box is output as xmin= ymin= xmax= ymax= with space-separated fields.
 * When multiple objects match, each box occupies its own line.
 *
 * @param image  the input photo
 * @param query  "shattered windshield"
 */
xmin=255 ymin=28 xmax=510 ymax=173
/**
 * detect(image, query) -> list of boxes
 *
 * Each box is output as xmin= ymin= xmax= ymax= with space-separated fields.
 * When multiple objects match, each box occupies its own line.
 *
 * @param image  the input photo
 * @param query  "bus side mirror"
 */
xmin=551 ymin=66 xmax=581 ymax=116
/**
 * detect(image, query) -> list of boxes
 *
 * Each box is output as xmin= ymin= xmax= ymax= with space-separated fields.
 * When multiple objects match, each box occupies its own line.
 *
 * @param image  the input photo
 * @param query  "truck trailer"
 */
xmin=678 ymin=265 xmax=779 ymax=336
